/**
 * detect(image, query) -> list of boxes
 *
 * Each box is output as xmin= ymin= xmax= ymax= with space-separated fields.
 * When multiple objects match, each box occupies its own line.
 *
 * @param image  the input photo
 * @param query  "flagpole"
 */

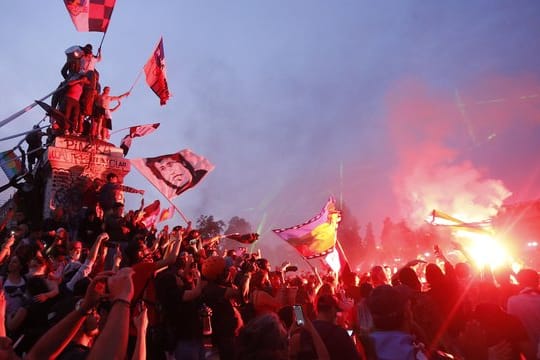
xmin=0 ymin=145 xmax=45 ymax=169
xmin=301 ymin=256 xmax=317 ymax=273
xmin=110 ymin=126 xmax=132 ymax=136
xmin=0 ymin=88 xmax=60 ymax=129
xmin=335 ymin=238 xmax=349 ymax=265
xmin=339 ymin=161 xmax=343 ymax=209
xmin=98 ymin=31 xmax=107 ymax=53
xmin=0 ymin=124 xmax=49 ymax=142
xmin=166 ymin=199 xmax=190 ymax=226
xmin=128 ymin=68 xmax=144 ymax=93
xmin=132 ymin=166 xmax=191 ymax=225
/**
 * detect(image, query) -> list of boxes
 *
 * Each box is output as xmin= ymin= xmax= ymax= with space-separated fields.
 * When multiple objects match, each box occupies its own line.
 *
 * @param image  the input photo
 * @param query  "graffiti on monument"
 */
xmin=54 ymin=137 xmax=123 ymax=157
xmin=50 ymin=168 xmax=89 ymax=216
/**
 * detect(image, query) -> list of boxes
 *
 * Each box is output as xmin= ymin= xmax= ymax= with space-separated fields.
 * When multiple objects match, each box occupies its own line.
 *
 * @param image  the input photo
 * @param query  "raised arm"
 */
xmin=87 ymin=268 xmax=134 ymax=360
xmin=155 ymin=233 xmax=182 ymax=268
xmin=0 ymin=292 xmax=6 ymax=337
xmin=66 ymin=234 xmax=110 ymax=292
xmin=26 ymin=273 xmax=109 ymax=359
xmin=88 ymin=232 xmax=109 ymax=264
xmin=132 ymin=303 xmax=148 ymax=360
xmin=120 ymin=184 xmax=145 ymax=195
xmin=0 ymin=233 xmax=15 ymax=265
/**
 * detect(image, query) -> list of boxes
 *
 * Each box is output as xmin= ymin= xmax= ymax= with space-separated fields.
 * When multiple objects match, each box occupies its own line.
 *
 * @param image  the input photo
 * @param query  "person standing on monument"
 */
xmin=62 ymin=74 xmax=89 ymax=135
xmin=98 ymin=173 xmax=144 ymax=215
xmin=93 ymin=86 xmax=130 ymax=141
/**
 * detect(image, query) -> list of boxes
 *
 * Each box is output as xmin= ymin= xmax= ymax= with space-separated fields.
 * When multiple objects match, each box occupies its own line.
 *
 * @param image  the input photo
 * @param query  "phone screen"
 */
xmin=293 ymin=305 xmax=305 ymax=326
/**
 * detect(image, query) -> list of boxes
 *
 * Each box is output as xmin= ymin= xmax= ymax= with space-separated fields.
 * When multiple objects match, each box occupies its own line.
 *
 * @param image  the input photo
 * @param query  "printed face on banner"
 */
xmin=131 ymin=149 xmax=214 ymax=200
xmin=149 ymin=155 xmax=192 ymax=194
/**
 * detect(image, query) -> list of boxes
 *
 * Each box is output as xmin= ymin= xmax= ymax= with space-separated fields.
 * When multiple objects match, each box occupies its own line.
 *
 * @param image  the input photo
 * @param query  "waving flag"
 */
xmin=120 ymin=123 xmax=160 ymax=156
xmin=131 ymin=149 xmax=214 ymax=200
xmin=144 ymin=38 xmax=170 ymax=105
xmin=158 ymin=205 xmax=174 ymax=223
xmin=64 ymin=0 xmax=116 ymax=32
xmin=141 ymin=200 xmax=160 ymax=228
xmin=0 ymin=151 xmax=24 ymax=180
xmin=225 ymin=233 xmax=259 ymax=244
xmin=273 ymin=197 xmax=341 ymax=259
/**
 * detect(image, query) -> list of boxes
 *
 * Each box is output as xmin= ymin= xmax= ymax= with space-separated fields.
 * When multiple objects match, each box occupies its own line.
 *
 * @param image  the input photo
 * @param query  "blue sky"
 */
xmin=1 ymin=1 xmax=540 ymax=262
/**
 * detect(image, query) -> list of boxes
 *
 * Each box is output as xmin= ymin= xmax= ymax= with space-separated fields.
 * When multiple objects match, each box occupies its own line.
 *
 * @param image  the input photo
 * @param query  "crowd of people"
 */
xmin=1 ymin=40 xmax=538 ymax=360
xmin=0 ymin=169 xmax=538 ymax=360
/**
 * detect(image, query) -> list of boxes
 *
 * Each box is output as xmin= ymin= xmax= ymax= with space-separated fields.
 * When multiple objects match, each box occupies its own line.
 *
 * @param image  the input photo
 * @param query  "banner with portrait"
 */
xmin=131 ymin=149 xmax=214 ymax=200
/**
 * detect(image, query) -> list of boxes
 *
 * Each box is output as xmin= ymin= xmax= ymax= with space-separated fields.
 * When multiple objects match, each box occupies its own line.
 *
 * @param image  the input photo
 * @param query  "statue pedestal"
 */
xmin=42 ymin=136 xmax=130 ymax=218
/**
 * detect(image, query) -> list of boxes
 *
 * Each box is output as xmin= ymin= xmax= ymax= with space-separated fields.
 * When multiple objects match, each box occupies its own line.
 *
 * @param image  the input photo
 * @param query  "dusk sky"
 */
xmin=1 ymin=2 xmax=540 ymax=261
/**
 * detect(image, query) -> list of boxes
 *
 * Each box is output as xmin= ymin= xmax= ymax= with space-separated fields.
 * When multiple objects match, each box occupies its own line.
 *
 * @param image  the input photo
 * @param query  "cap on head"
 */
xmin=83 ymin=44 xmax=93 ymax=54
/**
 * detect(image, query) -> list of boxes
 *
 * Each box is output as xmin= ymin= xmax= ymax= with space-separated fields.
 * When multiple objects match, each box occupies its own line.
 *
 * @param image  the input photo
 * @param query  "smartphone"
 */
xmin=293 ymin=304 xmax=305 ymax=326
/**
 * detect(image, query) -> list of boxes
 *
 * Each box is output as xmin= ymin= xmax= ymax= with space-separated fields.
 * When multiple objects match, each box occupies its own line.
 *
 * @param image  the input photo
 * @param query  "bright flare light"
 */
xmin=454 ymin=230 xmax=512 ymax=269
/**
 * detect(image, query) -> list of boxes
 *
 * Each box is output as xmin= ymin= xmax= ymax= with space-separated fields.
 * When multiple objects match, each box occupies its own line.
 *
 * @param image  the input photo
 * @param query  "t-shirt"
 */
xmin=200 ymin=282 xmax=240 ymax=340
xmin=3 ymin=277 xmax=26 ymax=317
xmin=298 ymin=319 xmax=361 ymax=360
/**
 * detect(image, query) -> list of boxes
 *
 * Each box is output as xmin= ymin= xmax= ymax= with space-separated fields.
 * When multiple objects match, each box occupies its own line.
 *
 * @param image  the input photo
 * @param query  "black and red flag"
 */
xmin=64 ymin=0 xmax=116 ymax=32
xmin=120 ymin=123 xmax=160 ymax=156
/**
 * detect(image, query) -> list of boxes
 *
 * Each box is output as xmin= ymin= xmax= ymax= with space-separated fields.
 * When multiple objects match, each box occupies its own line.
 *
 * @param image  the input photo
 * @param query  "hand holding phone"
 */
xmin=293 ymin=304 xmax=305 ymax=326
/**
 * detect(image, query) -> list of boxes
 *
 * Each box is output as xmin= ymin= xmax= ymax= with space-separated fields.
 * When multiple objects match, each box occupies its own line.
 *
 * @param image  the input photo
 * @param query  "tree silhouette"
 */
xmin=364 ymin=222 xmax=376 ymax=253
xmin=225 ymin=216 xmax=253 ymax=235
xmin=336 ymin=202 xmax=363 ymax=267
xmin=196 ymin=214 xmax=225 ymax=239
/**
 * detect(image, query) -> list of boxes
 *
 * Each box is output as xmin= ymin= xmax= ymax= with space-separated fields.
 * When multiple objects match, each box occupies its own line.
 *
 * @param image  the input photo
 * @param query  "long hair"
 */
xmin=145 ymin=153 xmax=208 ymax=196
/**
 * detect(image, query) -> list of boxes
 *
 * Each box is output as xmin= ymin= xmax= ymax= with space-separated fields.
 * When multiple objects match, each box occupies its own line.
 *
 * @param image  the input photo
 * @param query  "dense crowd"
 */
xmin=1 ymin=40 xmax=539 ymax=360
xmin=0 ymin=171 xmax=538 ymax=360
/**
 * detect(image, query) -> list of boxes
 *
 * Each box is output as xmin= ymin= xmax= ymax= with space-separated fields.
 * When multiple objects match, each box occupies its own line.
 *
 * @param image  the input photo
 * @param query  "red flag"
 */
xmin=273 ymin=197 xmax=341 ymax=259
xmin=120 ymin=123 xmax=160 ymax=156
xmin=144 ymin=38 xmax=170 ymax=105
xmin=64 ymin=0 xmax=116 ymax=32
xmin=129 ymin=123 xmax=160 ymax=137
xmin=158 ymin=205 xmax=174 ymax=223
xmin=131 ymin=149 xmax=215 ymax=200
xmin=141 ymin=200 xmax=160 ymax=228
xmin=225 ymin=233 xmax=259 ymax=244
